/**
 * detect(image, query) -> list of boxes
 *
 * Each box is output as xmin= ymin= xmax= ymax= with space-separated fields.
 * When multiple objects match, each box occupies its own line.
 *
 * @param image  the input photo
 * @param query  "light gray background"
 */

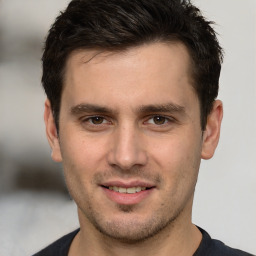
xmin=0 ymin=0 xmax=255 ymax=255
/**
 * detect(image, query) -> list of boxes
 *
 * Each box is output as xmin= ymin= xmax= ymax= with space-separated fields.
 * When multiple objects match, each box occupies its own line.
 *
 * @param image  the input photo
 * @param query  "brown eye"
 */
xmin=90 ymin=116 xmax=105 ymax=124
xmin=153 ymin=116 xmax=167 ymax=125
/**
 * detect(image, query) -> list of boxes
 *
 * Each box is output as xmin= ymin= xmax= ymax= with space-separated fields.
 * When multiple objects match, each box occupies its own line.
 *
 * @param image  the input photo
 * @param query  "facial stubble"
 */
xmin=73 ymin=168 xmax=197 ymax=244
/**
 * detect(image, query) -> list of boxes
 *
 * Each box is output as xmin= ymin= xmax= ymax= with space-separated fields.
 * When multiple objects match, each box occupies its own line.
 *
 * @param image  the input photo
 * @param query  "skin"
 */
xmin=45 ymin=42 xmax=223 ymax=256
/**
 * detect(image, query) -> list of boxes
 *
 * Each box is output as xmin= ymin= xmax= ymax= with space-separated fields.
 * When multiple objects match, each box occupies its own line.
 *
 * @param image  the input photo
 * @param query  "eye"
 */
xmin=87 ymin=116 xmax=107 ymax=125
xmin=80 ymin=115 xmax=112 ymax=131
xmin=147 ymin=116 xmax=169 ymax=125
xmin=91 ymin=116 xmax=104 ymax=124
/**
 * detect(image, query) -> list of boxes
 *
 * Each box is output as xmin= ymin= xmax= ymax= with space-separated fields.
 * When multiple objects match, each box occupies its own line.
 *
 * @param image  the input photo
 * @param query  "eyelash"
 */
xmin=80 ymin=115 xmax=176 ymax=129
xmin=145 ymin=115 xmax=174 ymax=126
xmin=81 ymin=116 xmax=111 ymax=125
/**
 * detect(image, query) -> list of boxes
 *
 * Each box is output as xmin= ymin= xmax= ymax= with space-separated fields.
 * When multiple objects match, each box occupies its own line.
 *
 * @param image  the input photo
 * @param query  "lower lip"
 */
xmin=102 ymin=187 xmax=154 ymax=205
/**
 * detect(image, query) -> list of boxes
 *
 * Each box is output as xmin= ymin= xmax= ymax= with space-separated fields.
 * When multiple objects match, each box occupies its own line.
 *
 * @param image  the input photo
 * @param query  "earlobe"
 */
xmin=201 ymin=100 xmax=223 ymax=160
xmin=44 ymin=99 xmax=63 ymax=162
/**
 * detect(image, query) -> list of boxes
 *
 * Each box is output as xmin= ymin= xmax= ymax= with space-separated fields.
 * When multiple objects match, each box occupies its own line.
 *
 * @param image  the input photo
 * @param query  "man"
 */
xmin=33 ymin=0 xmax=254 ymax=255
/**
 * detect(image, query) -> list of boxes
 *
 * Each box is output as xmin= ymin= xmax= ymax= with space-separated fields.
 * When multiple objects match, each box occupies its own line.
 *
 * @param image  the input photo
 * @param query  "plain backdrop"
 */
xmin=0 ymin=0 xmax=255 ymax=255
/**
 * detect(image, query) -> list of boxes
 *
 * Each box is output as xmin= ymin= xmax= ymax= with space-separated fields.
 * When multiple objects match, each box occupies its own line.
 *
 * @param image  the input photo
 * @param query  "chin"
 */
xmin=89 ymin=209 xmax=178 ymax=243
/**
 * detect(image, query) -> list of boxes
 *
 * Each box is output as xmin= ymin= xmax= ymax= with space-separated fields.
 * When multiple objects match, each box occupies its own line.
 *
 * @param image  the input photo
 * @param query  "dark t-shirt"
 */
xmin=32 ymin=227 xmax=255 ymax=256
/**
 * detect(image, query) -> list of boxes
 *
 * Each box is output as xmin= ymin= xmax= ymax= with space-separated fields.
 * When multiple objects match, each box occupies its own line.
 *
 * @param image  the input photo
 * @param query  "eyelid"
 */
xmin=144 ymin=115 xmax=176 ymax=125
xmin=81 ymin=115 xmax=112 ymax=125
xmin=79 ymin=114 xmax=177 ymax=128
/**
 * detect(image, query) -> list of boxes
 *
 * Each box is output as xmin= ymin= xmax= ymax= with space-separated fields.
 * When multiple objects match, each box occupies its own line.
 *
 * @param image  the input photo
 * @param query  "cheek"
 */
xmin=149 ymin=133 xmax=202 ymax=181
xmin=151 ymin=136 xmax=199 ymax=163
xmin=60 ymin=137 xmax=99 ymax=198
xmin=61 ymin=132 xmax=107 ymax=168
xmin=153 ymin=139 xmax=201 ymax=205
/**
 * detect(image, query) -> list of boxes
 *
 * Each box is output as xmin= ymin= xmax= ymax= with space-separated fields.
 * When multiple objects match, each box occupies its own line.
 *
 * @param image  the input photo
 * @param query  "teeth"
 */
xmin=119 ymin=187 xmax=127 ymax=193
xmin=108 ymin=186 xmax=147 ymax=194
xmin=136 ymin=187 xmax=142 ymax=192
xmin=127 ymin=187 xmax=136 ymax=194
xmin=113 ymin=186 xmax=119 ymax=192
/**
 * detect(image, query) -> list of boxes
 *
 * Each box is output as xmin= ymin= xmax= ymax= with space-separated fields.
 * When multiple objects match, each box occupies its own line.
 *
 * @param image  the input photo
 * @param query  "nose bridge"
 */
xmin=108 ymin=121 xmax=147 ymax=169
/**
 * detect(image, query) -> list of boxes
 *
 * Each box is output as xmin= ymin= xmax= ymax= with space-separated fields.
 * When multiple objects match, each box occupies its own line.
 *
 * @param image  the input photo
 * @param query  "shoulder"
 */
xmin=32 ymin=229 xmax=80 ymax=256
xmin=194 ymin=227 xmax=255 ymax=256
xmin=209 ymin=239 xmax=254 ymax=256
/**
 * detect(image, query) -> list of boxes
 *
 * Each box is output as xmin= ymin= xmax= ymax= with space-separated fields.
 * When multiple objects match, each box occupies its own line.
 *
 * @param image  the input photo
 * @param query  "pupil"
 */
xmin=92 ymin=117 xmax=103 ymax=124
xmin=153 ymin=116 xmax=165 ymax=125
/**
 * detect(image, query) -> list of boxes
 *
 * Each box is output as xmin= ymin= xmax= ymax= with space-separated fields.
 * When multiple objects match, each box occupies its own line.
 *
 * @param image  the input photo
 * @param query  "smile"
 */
xmin=101 ymin=184 xmax=155 ymax=205
xmin=108 ymin=186 xmax=146 ymax=194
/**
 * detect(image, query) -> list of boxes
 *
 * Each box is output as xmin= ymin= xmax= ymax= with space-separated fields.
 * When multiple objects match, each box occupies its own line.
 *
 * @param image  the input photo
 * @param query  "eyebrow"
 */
xmin=70 ymin=102 xmax=186 ymax=116
xmin=138 ymin=103 xmax=185 ymax=115
xmin=70 ymin=104 xmax=114 ymax=115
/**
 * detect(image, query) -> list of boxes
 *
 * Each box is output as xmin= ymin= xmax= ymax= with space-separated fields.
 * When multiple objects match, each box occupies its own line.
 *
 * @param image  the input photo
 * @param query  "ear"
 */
xmin=201 ymin=100 xmax=223 ymax=160
xmin=44 ymin=99 xmax=62 ymax=162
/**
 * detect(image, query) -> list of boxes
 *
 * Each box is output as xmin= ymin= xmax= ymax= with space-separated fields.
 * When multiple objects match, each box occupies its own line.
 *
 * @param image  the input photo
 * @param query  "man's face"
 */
xmin=46 ymin=42 xmax=220 ymax=242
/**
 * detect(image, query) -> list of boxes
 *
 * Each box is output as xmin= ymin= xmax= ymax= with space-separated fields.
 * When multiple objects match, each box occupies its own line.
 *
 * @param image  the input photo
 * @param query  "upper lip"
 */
xmin=100 ymin=180 xmax=156 ymax=188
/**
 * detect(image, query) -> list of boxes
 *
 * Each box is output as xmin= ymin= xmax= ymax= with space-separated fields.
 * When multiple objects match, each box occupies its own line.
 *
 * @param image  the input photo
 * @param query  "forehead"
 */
xmin=65 ymin=42 xmax=193 ymax=78
xmin=62 ymin=42 xmax=198 ymax=113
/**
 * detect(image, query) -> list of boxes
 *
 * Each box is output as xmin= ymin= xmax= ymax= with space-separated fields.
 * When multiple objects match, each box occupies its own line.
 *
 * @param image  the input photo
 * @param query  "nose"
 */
xmin=107 ymin=124 xmax=148 ymax=170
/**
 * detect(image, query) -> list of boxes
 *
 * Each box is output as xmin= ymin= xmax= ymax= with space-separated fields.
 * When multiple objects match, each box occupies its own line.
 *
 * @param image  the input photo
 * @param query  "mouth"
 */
xmin=102 ymin=186 xmax=150 ymax=194
xmin=101 ymin=183 xmax=155 ymax=205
